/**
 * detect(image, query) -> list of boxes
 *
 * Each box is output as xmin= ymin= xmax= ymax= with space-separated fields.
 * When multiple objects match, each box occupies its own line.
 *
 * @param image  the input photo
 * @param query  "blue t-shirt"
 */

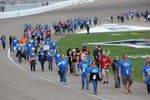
xmin=12 ymin=39 xmax=18 ymax=47
xmin=55 ymin=52 xmax=62 ymax=64
xmin=16 ymin=45 xmax=23 ymax=52
xmin=79 ymin=61 xmax=90 ymax=76
xmin=35 ymin=32 xmax=41 ymax=38
xmin=58 ymin=58 xmax=68 ymax=71
xmin=87 ymin=56 xmax=92 ymax=65
xmin=26 ymin=42 xmax=33 ymax=54
xmin=46 ymin=50 xmax=54 ymax=61
xmin=38 ymin=51 xmax=45 ymax=60
xmin=51 ymin=42 xmax=57 ymax=50
xmin=119 ymin=60 xmax=133 ymax=76
xmin=29 ymin=51 xmax=37 ymax=60
xmin=45 ymin=39 xmax=51 ymax=45
xmin=33 ymin=40 xmax=39 ymax=48
xmin=142 ymin=65 xmax=150 ymax=85
xmin=89 ymin=66 xmax=100 ymax=74
xmin=1 ymin=36 xmax=6 ymax=43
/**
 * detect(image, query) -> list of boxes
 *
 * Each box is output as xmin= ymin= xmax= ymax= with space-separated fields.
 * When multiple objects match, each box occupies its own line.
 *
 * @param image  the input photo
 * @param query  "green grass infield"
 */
xmin=57 ymin=31 xmax=150 ymax=82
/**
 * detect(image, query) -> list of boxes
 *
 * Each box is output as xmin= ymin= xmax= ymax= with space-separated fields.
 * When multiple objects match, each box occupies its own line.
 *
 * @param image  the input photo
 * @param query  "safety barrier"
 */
xmin=0 ymin=0 xmax=94 ymax=19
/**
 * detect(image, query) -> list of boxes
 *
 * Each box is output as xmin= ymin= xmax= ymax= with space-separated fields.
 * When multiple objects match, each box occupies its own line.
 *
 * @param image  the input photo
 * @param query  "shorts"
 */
xmin=102 ymin=69 xmax=109 ymax=76
xmin=122 ymin=75 xmax=133 ymax=85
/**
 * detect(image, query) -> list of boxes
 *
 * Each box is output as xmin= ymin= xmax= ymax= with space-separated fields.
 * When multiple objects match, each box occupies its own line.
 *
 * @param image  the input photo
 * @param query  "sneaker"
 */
xmin=64 ymin=82 xmax=67 ymax=85
xmin=82 ymin=87 xmax=84 ymax=90
xmin=106 ymin=81 xmax=108 ymax=84
xmin=115 ymin=85 xmax=118 ymax=88
xmin=118 ymin=85 xmax=121 ymax=88
xmin=103 ymin=81 xmax=106 ymax=84
xmin=60 ymin=82 xmax=64 ymax=84
xmin=94 ymin=92 xmax=97 ymax=95
xmin=127 ymin=88 xmax=131 ymax=93
xmin=86 ymin=88 xmax=90 ymax=91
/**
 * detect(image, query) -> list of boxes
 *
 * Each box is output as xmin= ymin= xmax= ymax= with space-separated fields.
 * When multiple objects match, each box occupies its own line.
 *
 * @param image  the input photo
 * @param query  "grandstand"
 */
xmin=0 ymin=0 xmax=68 ymax=12
xmin=1 ymin=0 xmax=67 ymax=4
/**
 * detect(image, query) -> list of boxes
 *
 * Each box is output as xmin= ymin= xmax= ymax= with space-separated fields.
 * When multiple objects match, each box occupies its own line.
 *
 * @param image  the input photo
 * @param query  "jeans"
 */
xmin=81 ymin=75 xmax=89 ymax=90
xmin=147 ymin=83 xmax=150 ymax=93
xmin=40 ymin=60 xmax=45 ymax=71
xmin=48 ymin=60 xmax=53 ymax=71
xmin=59 ymin=70 xmax=67 ymax=82
xmin=92 ymin=80 xmax=98 ymax=93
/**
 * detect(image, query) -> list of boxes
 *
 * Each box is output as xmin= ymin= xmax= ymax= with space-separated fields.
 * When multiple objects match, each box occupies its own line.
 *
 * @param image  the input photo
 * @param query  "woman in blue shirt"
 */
xmin=89 ymin=61 xmax=101 ymax=94
xmin=79 ymin=57 xmax=90 ymax=90
xmin=142 ymin=56 xmax=150 ymax=94
xmin=29 ymin=48 xmax=37 ymax=71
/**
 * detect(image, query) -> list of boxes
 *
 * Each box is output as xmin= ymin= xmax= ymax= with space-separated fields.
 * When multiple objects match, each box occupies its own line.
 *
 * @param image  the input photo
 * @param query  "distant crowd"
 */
xmin=109 ymin=10 xmax=150 ymax=23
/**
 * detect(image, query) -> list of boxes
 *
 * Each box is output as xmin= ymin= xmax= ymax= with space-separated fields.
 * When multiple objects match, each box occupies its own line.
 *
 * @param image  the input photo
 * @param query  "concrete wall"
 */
xmin=0 ymin=0 xmax=94 ymax=19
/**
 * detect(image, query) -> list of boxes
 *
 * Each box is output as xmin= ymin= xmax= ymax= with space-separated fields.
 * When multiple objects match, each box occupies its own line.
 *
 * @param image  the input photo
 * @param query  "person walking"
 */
xmin=46 ymin=47 xmax=54 ymax=71
xmin=142 ymin=56 xmax=150 ymax=95
xmin=99 ymin=52 xmax=111 ymax=84
xmin=55 ymin=49 xmax=62 ymax=68
xmin=67 ymin=48 xmax=73 ymax=74
xmin=85 ymin=23 xmax=90 ymax=34
xmin=79 ymin=57 xmax=90 ymax=90
xmin=111 ymin=56 xmax=121 ymax=88
xmin=1 ymin=34 xmax=6 ymax=50
xmin=29 ymin=48 xmax=37 ymax=71
xmin=71 ymin=49 xmax=79 ymax=76
xmin=89 ymin=61 xmax=101 ymax=94
xmin=9 ymin=34 xmax=13 ymax=50
xmin=11 ymin=35 xmax=18 ymax=51
xmin=119 ymin=54 xmax=134 ymax=94
xmin=58 ymin=54 xmax=68 ymax=85
xmin=16 ymin=42 xmax=23 ymax=63
xmin=38 ymin=47 xmax=46 ymax=71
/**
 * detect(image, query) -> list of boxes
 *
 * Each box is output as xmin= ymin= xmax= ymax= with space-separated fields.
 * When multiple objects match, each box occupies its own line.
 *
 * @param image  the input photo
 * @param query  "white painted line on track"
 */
xmin=7 ymin=48 xmax=110 ymax=100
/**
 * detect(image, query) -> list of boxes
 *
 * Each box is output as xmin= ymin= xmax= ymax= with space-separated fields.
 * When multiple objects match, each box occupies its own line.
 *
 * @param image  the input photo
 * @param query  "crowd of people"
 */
xmin=52 ymin=17 xmax=98 ymax=35
xmin=110 ymin=10 xmax=150 ymax=23
xmin=0 ymin=15 xmax=150 ymax=95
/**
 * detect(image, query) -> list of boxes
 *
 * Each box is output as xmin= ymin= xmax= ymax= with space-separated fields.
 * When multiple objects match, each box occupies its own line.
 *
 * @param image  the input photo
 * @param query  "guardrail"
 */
xmin=0 ymin=0 xmax=94 ymax=19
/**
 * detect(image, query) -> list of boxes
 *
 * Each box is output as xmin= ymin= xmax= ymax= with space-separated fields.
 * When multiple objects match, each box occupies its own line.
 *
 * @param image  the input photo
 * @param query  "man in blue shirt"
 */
xmin=57 ymin=54 xmax=68 ymax=85
xmin=46 ymin=47 xmax=54 ymax=71
xmin=55 ymin=49 xmax=62 ymax=67
xmin=26 ymin=41 xmax=33 ymax=60
xmin=16 ymin=42 xmax=23 ymax=63
xmin=38 ymin=47 xmax=46 ymax=71
xmin=11 ymin=36 xmax=18 ymax=52
xmin=142 ymin=56 xmax=150 ymax=94
xmin=79 ymin=57 xmax=90 ymax=90
xmin=1 ymin=34 xmax=6 ymax=50
xmin=33 ymin=38 xmax=39 ymax=53
xmin=119 ymin=54 xmax=133 ymax=94
xmin=51 ymin=41 xmax=57 ymax=53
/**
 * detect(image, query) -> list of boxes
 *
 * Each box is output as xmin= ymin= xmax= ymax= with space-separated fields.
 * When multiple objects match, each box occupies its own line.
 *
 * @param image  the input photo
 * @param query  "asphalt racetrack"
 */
xmin=0 ymin=0 xmax=150 ymax=100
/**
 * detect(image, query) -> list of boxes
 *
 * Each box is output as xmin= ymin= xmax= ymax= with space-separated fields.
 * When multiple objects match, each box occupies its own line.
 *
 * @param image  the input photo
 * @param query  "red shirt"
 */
xmin=99 ymin=54 xmax=111 ymax=69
